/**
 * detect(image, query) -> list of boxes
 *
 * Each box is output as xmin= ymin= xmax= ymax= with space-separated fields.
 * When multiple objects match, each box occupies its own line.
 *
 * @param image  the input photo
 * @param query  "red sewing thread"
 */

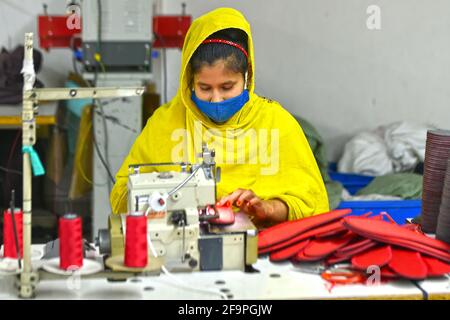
xmin=124 ymin=214 xmax=148 ymax=268
xmin=3 ymin=208 xmax=23 ymax=258
xmin=59 ymin=213 xmax=83 ymax=270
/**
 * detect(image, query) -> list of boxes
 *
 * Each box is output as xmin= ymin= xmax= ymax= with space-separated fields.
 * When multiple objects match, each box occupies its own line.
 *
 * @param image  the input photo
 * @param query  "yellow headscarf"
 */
xmin=110 ymin=8 xmax=329 ymax=220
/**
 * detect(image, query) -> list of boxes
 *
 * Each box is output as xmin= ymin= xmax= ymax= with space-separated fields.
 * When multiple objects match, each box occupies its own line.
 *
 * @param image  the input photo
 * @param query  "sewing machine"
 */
xmin=97 ymin=145 xmax=258 ymax=273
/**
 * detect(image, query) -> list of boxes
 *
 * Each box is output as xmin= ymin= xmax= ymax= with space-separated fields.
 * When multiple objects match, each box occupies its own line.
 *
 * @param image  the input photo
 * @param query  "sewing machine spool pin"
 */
xmin=180 ymin=219 xmax=186 ymax=263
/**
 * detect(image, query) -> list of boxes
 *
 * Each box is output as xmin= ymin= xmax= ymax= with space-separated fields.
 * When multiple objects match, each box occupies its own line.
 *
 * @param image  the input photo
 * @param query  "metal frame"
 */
xmin=19 ymin=33 xmax=144 ymax=298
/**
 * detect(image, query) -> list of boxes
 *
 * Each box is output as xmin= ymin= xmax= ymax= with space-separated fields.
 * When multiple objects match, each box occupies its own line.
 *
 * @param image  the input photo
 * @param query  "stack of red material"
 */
xmin=258 ymin=209 xmax=450 ymax=280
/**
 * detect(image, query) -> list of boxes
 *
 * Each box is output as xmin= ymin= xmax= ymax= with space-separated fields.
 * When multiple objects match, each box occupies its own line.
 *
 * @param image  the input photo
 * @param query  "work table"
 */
xmin=0 ymin=245 xmax=448 ymax=300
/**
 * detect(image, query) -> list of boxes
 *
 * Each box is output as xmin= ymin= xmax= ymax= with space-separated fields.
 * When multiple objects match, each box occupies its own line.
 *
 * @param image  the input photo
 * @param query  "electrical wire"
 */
xmin=75 ymin=121 xmax=109 ymax=186
xmin=97 ymin=60 xmax=106 ymax=73
xmin=0 ymin=166 xmax=22 ymax=175
xmin=70 ymin=71 xmax=116 ymax=186
xmin=70 ymin=35 xmax=82 ymax=75
xmin=96 ymin=0 xmax=102 ymax=58
xmin=93 ymin=109 xmax=138 ymax=133
xmin=92 ymin=124 xmax=116 ymax=184
xmin=3 ymin=130 xmax=20 ymax=206
xmin=97 ymin=0 xmax=112 ymax=190
xmin=72 ymin=53 xmax=79 ymax=75
xmin=71 ymin=72 xmax=115 ymax=186
xmin=94 ymin=101 xmax=115 ymax=186
xmin=89 ymin=0 xmax=115 ymax=187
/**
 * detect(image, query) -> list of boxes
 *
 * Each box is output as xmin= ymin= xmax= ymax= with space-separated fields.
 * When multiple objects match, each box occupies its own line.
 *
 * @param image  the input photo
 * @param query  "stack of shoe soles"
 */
xmin=422 ymin=129 xmax=450 ymax=233
xmin=258 ymin=209 xmax=450 ymax=280
xmin=436 ymin=157 xmax=450 ymax=243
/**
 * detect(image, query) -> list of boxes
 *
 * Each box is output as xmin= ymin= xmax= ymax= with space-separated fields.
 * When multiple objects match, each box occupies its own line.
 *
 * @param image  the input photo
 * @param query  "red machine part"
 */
xmin=38 ymin=15 xmax=81 ymax=50
xmin=37 ymin=14 xmax=191 ymax=50
xmin=152 ymin=15 xmax=192 ymax=49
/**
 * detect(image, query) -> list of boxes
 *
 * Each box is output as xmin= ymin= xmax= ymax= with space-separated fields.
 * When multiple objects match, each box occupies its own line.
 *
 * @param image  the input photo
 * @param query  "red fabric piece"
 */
xmin=259 ymin=219 xmax=345 ymax=254
xmin=336 ymin=238 xmax=375 ymax=255
xmin=260 ymin=212 xmax=372 ymax=255
xmin=269 ymin=239 xmax=310 ymax=262
xmin=326 ymin=241 xmax=378 ymax=265
xmin=315 ymin=229 xmax=347 ymax=239
xmin=312 ymin=217 xmax=346 ymax=238
xmin=210 ymin=202 xmax=235 ymax=225
xmin=346 ymin=231 xmax=450 ymax=262
xmin=421 ymin=255 xmax=450 ymax=277
xmin=314 ymin=213 xmax=373 ymax=239
xmin=380 ymin=237 xmax=450 ymax=263
xmin=380 ymin=266 xmax=399 ymax=279
xmin=326 ymin=254 xmax=351 ymax=265
xmin=388 ymin=247 xmax=428 ymax=280
xmin=303 ymin=232 xmax=356 ymax=259
xmin=335 ymin=241 xmax=378 ymax=258
xmin=258 ymin=209 xmax=352 ymax=250
xmin=343 ymin=216 xmax=450 ymax=252
xmin=258 ymin=231 xmax=310 ymax=255
xmin=343 ymin=217 xmax=450 ymax=262
xmin=351 ymin=245 xmax=392 ymax=270
xmin=293 ymin=248 xmax=323 ymax=262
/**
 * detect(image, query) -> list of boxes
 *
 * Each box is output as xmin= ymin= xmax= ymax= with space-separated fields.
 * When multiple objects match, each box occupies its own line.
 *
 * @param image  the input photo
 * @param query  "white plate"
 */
xmin=0 ymin=248 xmax=45 ymax=275
xmin=0 ymin=246 xmax=43 ymax=261
xmin=41 ymin=258 xmax=103 ymax=276
xmin=0 ymin=258 xmax=23 ymax=275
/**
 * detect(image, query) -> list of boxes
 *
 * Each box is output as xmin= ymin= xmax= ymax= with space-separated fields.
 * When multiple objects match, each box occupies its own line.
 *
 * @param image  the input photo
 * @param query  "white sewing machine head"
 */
xmin=127 ymin=144 xmax=218 ymax=223
xmin=98 ymin=145 xmax=257 ymax=273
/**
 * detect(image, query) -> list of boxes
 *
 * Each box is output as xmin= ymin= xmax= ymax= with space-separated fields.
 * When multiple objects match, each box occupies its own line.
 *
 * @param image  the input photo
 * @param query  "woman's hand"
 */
xmin=217 ymin=189 xmax=288 ymax=223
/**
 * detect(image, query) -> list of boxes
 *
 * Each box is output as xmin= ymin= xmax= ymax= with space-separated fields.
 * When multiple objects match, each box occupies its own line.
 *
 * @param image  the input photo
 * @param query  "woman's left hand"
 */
xmin=217 ymin=189 xmax=288 ymax=222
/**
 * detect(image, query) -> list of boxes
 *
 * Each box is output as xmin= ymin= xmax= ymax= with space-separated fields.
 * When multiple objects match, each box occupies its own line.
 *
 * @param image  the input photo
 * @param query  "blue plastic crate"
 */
xmin=329 ymin=171 xmax=374 ymax=195
xmin=337 ymin=200 xmax=422 ymax=225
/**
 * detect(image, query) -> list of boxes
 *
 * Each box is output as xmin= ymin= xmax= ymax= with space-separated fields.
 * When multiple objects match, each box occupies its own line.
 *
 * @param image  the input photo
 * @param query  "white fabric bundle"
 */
xmin=338 ymin=121 xmax=434 ymax=176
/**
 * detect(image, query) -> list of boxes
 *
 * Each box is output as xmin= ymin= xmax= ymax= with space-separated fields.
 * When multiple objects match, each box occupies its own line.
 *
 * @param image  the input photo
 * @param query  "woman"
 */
xmin=110 ymin=8 xmax=329 ymax=226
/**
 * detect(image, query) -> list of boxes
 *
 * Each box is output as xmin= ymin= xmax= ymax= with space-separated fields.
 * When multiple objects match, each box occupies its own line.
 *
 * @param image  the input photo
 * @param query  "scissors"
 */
xmin=293 ymin=262 xmax=366 ymax=285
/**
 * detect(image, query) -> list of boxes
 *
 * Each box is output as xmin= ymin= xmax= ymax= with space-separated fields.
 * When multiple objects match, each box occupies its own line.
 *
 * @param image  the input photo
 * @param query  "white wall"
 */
xmin=163 ymin=0 xmax=450 ymax=161
xmin=2 ymin=0 xmax=449 ymax=161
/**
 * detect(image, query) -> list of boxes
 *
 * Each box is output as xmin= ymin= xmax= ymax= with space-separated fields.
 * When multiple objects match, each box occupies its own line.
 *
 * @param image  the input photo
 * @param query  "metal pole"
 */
xmin=20 ymin=32 xmax=38 ymax=299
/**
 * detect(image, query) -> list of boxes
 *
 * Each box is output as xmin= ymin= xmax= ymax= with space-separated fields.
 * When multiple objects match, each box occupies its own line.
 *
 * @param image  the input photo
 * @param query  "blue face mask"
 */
xmin=191 ymin=89 xmax=249 ymax=123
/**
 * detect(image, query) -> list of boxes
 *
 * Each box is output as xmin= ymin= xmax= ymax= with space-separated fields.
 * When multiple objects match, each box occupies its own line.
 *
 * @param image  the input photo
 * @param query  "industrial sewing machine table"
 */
xmin=0 ymin=243 xmax=448 ymax=300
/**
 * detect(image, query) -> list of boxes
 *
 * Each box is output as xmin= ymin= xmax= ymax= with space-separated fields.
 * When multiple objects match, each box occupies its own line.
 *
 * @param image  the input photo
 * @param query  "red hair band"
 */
xmin=201 ymin=39 xmax=249 ymax=59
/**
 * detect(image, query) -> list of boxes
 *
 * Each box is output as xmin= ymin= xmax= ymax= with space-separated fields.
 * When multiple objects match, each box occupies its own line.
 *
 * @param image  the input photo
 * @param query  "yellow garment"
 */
xmin=69 ymin=104 xmax=93 ymax=199
xmin=110 ymin=8 xmax=329 ymax=220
